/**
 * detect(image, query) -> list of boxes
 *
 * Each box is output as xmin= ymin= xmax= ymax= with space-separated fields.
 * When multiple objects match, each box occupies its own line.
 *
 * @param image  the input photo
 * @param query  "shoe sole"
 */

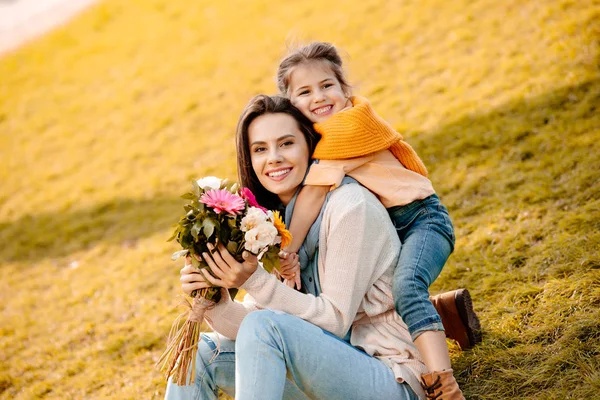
xmin=455 ymin=288 xmax=482 ymax=349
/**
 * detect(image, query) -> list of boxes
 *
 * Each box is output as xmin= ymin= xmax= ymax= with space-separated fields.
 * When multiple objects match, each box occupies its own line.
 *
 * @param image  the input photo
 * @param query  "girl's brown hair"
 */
xmin=276 ymin=42 xmax=351 ymax=96
xmin=236 ymin=94 xmax=321 ymax=210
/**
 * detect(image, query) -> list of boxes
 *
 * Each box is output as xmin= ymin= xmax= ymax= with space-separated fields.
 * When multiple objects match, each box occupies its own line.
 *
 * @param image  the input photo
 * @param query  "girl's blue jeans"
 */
xmin=164 ymin=310 xmax=418 ymax=400
xmin=388 ymin=194 xmax=455 ymax=341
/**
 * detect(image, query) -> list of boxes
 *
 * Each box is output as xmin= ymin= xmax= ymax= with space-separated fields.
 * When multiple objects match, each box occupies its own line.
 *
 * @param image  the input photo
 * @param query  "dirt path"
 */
xmin=0 ymin=0 xmax=99 ymax=55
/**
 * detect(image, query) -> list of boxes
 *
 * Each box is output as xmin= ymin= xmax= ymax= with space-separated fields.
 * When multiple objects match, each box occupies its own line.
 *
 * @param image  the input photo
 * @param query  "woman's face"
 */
xmin=247 ymin=112 xmax=310 ymax=205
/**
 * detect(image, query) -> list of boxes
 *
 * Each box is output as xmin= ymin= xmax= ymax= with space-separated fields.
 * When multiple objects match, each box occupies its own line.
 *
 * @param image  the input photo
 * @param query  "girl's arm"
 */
xmin=285 ymin=184 xmax=329 ymax=253
xmin=280 ymin=185 xmax=328 ymax=290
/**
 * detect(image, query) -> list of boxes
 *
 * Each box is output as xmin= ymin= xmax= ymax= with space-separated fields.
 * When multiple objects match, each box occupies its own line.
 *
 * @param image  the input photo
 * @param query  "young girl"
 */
xmin=275 ymin=41 xmax=480 ymax=398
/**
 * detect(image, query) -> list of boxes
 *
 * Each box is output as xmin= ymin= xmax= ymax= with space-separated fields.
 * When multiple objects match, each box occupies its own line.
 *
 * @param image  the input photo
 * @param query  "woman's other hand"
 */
xmin=279 ymin=251 xmax=301 ymax=290
xmin=199 ymin=243 xmax=259 ymax=288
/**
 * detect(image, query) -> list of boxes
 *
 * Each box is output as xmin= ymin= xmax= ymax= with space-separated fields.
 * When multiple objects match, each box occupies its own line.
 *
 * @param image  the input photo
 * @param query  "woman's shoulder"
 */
xmin=326 ymin=182 xmax=389 ymax=218
xmin=321 ymin=181 xmax=400 ymax=258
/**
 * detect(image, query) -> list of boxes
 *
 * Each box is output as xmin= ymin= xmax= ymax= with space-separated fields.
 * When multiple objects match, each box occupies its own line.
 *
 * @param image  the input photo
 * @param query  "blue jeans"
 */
xmin=165 ymin=310 xmax=418 ymax=400
xmin=389 ymin=194 xmax=455 ymax=340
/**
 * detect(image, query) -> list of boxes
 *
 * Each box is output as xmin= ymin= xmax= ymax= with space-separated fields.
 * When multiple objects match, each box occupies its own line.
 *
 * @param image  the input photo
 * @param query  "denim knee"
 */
xmin=236 ymin=310 xmax=285 ymax=351
xmin=393 ymin=275 xmax=428 ymax=313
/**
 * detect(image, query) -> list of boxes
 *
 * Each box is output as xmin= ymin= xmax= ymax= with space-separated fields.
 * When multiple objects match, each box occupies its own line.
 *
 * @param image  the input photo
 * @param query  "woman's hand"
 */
xmin=198 ymin=243 xmax=259 ymax=289
xmin=278 ymin=251 xmax=301 ymax=290
xmin=180 ymin=256 xmax=211 ymax=296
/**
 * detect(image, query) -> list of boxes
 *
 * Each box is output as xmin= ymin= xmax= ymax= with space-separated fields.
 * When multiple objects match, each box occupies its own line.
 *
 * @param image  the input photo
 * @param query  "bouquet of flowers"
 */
xmin=157 ymin=176 xmax=291 ymax=385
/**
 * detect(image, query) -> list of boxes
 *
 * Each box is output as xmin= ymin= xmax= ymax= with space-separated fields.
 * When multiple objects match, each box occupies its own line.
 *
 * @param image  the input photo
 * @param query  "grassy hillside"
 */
xmin=1 ymin=0 xmax=598 ymax=398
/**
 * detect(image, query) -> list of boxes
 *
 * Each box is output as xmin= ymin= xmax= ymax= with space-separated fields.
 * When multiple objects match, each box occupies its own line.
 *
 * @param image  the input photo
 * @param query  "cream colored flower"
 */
xmin=240 ymin=206 xmax=268 ymax=232
xmin=244 ymin=222 xmax=278 ymax=254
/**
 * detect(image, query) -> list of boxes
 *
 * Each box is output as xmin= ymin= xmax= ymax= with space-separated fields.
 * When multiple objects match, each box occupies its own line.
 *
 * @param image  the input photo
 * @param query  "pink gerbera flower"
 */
xmin=239 ymin=187 xmax=267 ymax=212
xmin=200 ymin=189 xmax=245 ymax=215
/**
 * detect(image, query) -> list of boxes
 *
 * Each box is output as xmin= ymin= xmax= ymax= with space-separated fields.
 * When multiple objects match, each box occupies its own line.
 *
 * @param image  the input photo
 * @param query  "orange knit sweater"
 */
xmin=313 ymin=96 xmax=428 ymax=177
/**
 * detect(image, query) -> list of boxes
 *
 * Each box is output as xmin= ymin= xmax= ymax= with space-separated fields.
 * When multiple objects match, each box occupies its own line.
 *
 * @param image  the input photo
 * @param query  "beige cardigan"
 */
xmin=206 ymin=184 xmax=427 ymax=399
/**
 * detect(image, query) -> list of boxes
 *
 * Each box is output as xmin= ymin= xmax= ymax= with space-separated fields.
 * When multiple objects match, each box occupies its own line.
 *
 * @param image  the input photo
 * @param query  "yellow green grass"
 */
xmin=1 ymin=0 xmax=598 ymax=398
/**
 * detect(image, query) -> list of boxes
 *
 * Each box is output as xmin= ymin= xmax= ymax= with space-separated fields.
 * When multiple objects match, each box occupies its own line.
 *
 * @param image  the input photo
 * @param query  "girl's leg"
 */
xmin=235 ymin=309 xmax=419 ymax=400
xmin=164 ymin=332 xmax=308 ymax=400
xmin=390 ymin=195 xmax=455 ymax=372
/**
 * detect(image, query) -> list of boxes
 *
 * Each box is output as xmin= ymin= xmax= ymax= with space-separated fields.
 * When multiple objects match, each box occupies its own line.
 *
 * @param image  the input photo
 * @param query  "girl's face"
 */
xmin=248 ymin=112 xmax=310 ymax=205
xmin=288 ymin=62 xmax=350 ymax=124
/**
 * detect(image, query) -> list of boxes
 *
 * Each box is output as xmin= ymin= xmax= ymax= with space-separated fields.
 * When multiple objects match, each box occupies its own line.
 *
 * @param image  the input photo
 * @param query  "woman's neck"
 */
xmin=279 ymin=194 xmax=292 ymax=206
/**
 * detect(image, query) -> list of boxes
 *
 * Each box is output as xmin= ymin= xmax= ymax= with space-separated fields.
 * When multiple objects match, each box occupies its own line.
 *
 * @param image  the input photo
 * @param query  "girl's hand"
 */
xmin=198 ymin=243 xmax=259 ymax=289
xmin=278 ymin=251 xmax=301 ymax=290
xmin=180 ymin=255 xmax=211 ymax=296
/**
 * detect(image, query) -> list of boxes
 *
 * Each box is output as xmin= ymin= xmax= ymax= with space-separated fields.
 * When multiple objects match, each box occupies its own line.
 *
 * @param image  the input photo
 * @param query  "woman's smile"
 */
xmin=266 ymin=167 xmax=292 ymax=180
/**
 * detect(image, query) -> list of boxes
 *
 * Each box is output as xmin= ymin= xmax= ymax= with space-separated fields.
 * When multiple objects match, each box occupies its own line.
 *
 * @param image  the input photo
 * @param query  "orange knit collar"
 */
xmin=312 ymin=95 xmax=402 ymax=160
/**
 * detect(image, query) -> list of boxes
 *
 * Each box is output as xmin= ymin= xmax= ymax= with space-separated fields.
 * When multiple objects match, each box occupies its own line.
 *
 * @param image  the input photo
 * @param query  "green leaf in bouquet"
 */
xmin=230 ymin=228 xmax=243 ymax=241
xmin=181 ymin=192 xmax=196 ymax=200
xmin=191 ymin=220 xmax=202 ymax=239
xmin=167 ymin=230 xmax=178 ymax=242
xmin=191 ymin=180 xmax=201 ymax=197
xmin=227 ymin=217 xmax=237 ymax=229
xmin=202 ymin=218 xmax=216 ymax=239
xmin=171 ymin=249 xmax=190 ymax=261
xmin=226 ymin=240 xmax=238 ymax=255
xmin=180 ymin=232 xmax=194 ymax=249
xmin=261 ymin=246 xmax=281 ymax=274
xmin=167 ymin=225 xmax=182 ymax=242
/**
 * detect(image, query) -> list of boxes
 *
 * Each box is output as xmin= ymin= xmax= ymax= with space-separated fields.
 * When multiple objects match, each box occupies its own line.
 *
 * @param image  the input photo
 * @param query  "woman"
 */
xmin=165 ymin=94 xmax=429 ymax=400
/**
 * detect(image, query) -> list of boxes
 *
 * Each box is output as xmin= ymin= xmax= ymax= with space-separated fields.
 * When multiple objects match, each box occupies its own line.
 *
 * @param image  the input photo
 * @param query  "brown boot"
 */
xmin=430 ymin=289 xmax=481 ymax=350
xmin=421 ymin=369 xmax=465 ymax=400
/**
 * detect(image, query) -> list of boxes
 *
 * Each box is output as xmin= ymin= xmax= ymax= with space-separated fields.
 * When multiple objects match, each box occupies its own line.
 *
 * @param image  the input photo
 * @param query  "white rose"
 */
xmin=244 ymin=222 xmax=278 ymax=254
xmin=196 ymin=176 xmax=222 ymax=190
xmin=240 ymin=207 xmax=267 ymax=232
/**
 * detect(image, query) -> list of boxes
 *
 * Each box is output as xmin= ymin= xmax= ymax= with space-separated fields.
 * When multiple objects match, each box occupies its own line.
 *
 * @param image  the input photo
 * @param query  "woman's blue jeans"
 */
xmin=389 ymin=194 xmax=455 ymax=340
xmin=164 ymin=310 xmax=418 ymax=400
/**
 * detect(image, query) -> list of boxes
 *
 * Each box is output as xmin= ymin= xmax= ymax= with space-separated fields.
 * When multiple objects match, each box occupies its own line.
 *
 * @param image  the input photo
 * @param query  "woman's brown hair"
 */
xmin=236 ymin=94 xmax=321 ymax=210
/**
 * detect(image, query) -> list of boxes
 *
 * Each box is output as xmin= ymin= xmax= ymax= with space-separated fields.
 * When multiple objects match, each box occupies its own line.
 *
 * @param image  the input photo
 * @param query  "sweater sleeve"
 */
xmin=240 ymin=184 xmax=399 ymax=338
xmin=203 ymin=290 xmax=259 ymax=339
xmin=304 ymin=157 xmax=372 ymax=189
